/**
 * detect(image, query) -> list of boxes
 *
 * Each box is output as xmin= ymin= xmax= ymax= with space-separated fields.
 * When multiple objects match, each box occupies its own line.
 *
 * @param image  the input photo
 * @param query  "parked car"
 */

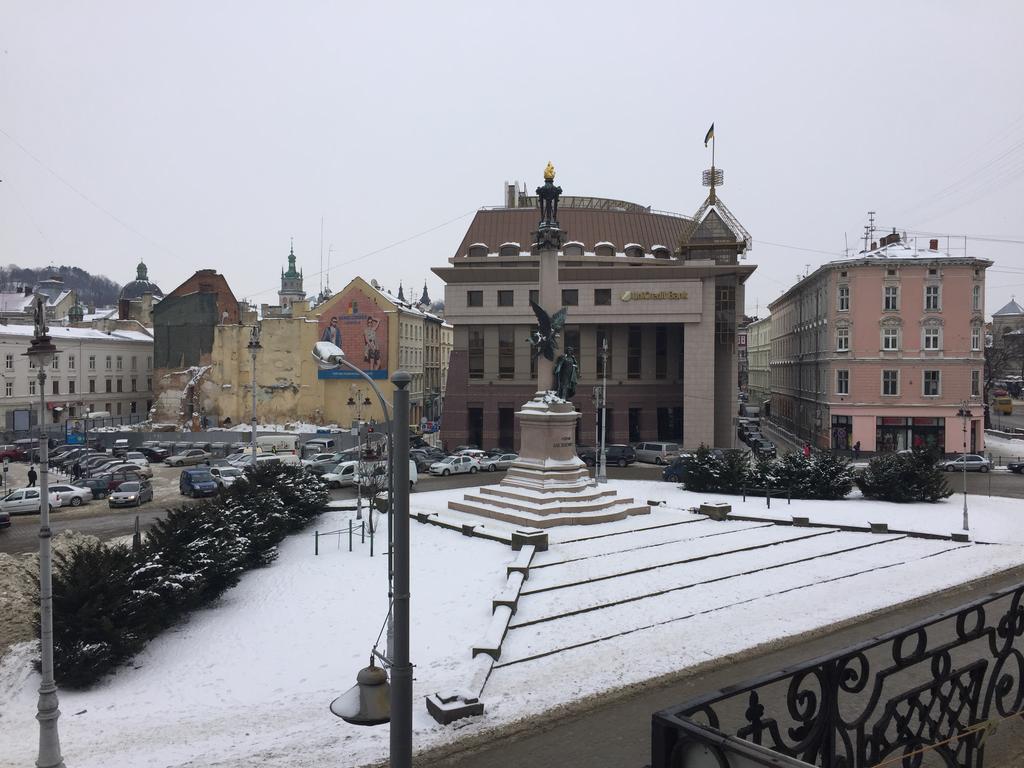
xmin=0 ymin=508 xmax=9 ymax=529
xmin=939 ymin=454 xmax=992 ymax=473
xmin=107 ymin=470 xmax=145 ymax=493
xmin=102 ymin=461 xmax=153 ymax=478
xmin=48 ymin=483 xmax=92 ymax=507
xmin=0 ymin=488 xmax=63 ymax=515
xmin=1008 ymin=460 xmax=1024 ymax=474
xmin=750 ymin=439 xmax=777 ymax=458
xmin=480 ymin=453 xmax=518 ymax=472
xmin=137 ymin=446 xmax=170 ymax=462
xmin=108 ymin=480 xmax=154 ymax=508
xmin=0 ymin=444 xmax=27 ymax=461
xmin=180 ymin=468 xmax=219 ymax=497
xmin=322 ymin=461 xmax=359 ymax=489
xmin=166 ymin=449 xmax=212 ymax=467
xmin=605 ymin=444 xmax=638 ymax=467
xmin=662 ymin=454 xmax=695 ymax=483
xmin=209 ymin=466 xmax=244 ymax=488
xmin=429 ymin=455 xmax=479 ymax=476
xmin=634 ymin=442 xmax=680 ymax=465
xmin=82 ymin=474 xmax=114 ymax=499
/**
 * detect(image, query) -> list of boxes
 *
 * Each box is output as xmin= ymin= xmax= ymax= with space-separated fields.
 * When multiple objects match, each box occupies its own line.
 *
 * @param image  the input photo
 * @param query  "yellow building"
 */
xmin=210 ymin=276 xmax=447 ymax=430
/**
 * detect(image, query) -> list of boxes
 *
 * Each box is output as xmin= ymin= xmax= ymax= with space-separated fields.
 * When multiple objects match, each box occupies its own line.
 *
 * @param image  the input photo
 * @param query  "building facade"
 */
xmin=435 ymin=180 xmax=754 ymax=451
xmin=768 ymin=234 xmax=989 ymax=454
xmin=1 ymin=324 xmax=154 ymax=431
xmin=746 ymin=315 xmax=773 ymax=410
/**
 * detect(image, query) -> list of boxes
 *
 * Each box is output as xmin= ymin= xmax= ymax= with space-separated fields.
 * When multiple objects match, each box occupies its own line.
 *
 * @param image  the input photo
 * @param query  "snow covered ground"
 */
xmin=2 ymin=480 xmax=1024 ymax=768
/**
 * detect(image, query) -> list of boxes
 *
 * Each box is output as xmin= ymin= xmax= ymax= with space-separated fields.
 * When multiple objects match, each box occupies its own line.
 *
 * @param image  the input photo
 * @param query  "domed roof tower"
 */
xmin=119 ymin=261 xmax=164 ymax=301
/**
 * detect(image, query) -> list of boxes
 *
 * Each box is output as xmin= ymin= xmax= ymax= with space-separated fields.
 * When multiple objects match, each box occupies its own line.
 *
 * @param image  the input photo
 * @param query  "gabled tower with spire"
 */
xmin=418 ymin=282 xmax=431 ymax=307
xmin=279 ymin=238 xmax=306 ymax=312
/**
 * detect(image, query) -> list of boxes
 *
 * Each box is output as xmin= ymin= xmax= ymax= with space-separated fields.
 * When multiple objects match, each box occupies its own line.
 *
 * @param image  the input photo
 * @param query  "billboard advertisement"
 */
xmin=317 ymin=287 xmax=389 ymax=380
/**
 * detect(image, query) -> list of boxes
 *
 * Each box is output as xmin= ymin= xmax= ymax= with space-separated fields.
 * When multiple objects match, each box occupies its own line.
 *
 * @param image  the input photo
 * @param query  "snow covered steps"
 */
xmin=426 ymin=543 xmax=538 ymax=724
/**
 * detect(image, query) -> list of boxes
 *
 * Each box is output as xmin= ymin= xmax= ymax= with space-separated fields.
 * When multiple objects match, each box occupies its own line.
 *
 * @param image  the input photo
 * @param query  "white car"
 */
xmin=209 ymin=466 xmax=244 ymax=488
xmin=102 ymin=461 xmax=154 ymax=478
xmin=323 ymin=461 xmax=359 ymax=489
xmin=429 ymin=455 xmax=479 ymax=476
xmin=48 ymin=484 xmax=92 ymax=507
xmin=0 ymin=488 xmax=63 ymax=515
xmin=479 ymin=453 xmax=518 ymax=472
xmin=165 ymin=449 xmax=212 ymax=467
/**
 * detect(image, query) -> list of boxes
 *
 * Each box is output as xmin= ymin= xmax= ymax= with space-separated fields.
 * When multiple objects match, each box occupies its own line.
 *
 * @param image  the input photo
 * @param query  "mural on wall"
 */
xmin=317 ymin=287 xmax=389 ymax=380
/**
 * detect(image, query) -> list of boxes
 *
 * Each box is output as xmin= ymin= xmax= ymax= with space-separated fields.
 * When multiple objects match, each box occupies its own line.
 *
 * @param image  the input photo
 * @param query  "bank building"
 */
xmin=435 ymin=164 xmax=755 ymax=451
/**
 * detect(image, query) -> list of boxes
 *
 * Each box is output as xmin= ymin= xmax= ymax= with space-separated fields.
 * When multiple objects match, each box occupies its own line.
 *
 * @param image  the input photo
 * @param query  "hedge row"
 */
xmin=47 ymin=463 xmax=329 ymax=688
xmin=679 ymin=446 xmax=952 ymax=503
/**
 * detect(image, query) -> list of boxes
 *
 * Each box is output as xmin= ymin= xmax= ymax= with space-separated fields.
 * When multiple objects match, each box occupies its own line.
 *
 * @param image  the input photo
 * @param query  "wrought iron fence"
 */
xmin=653 ymin=583 xmax=1024 ymax=767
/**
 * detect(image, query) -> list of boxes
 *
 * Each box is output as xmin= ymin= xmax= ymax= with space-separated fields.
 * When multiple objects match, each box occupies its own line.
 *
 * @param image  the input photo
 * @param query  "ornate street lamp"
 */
xmin=598 ymin=337 xmax=609 ymax=484
xmin=958 ymin=401 xmax=973 ymax=532
xmin=248 ymin=325 xmax=261 ymax=469
xmin=313 ymin=341 xmax=413 ymax=768
xmin=25 ymin=297 xmax=65 ymax=768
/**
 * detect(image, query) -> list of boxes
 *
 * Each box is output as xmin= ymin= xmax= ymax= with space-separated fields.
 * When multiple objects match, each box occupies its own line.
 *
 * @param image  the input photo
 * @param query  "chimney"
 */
xmin=871 ymin=241 xmax=877 ymax=250
xmin=929 ymin=239 xmax=939 ymax=251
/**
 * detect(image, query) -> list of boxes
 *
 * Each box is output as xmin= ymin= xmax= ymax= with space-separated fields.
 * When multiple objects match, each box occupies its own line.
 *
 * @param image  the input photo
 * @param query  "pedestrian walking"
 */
xmin=853 ymin=441 xmax=861 ymax=461
xmin=72 ymin=461 xmax=81 ymax=481
xmin=27 ymin=465 xmax=38 ymax=487
xmin=802 ymin=442 xmax=811 ymax=458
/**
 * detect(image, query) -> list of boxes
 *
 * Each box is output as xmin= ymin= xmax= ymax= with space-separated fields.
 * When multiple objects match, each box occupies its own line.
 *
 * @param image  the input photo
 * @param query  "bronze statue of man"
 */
xmin=553 ymin=346 xmax=579 ymax=400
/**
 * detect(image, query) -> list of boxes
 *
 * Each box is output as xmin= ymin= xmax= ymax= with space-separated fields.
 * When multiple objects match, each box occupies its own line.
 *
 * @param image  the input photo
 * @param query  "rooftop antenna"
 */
xmin=844 ymin=232 xmax=850 ymax=258
xmin=863 ymin=224 xmax=870 ymax=253
xmin=701 ymin=122 xmax=723 ymax=204
xmin=868 ymin=211 xmax=876 ymax=244
xmin=326 ymin=244 xmax=333 ymax=294
xmin=319 ymin=217 xmax=324 ymax=296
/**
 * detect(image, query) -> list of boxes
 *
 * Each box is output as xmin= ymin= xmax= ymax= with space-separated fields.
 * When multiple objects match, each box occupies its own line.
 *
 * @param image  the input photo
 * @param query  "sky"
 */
xmin=2 ymin=1 xmax=1024 ymax=316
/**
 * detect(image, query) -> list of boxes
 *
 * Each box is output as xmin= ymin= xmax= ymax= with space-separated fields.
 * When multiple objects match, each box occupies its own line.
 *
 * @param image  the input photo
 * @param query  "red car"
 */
xmin=0 ymin=445 xmax=26 ymax=462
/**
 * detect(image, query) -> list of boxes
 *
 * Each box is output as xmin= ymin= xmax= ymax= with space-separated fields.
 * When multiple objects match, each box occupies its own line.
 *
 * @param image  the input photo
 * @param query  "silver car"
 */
xmin=48 ymin=484 xmax=92 ymax=507
xmin=940 ymin=454 xmax=992 ymax=473
xmin=165 ymin=449 xmax=212 ymax=467
xmin=480 ymin=453 xmax=518 ymax=472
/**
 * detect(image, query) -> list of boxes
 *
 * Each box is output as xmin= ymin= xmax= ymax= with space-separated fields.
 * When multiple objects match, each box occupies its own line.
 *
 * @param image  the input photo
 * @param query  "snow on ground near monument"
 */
xmin=3 ymin=482 xmax=1024 ymax=768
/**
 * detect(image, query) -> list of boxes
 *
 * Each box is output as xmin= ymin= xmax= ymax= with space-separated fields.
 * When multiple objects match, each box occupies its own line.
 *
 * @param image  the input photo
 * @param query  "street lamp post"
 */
xmin=958 ymin=401 xmax=973 ymax=532
xmin=26 ymin=297 xmax=64 ymax=768
xmin=248 ymin=325 xmax=261 ymax=470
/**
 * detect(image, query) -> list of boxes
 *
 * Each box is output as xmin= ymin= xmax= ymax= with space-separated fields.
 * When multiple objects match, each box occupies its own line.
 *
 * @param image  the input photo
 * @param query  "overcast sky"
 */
xmin=3 ymin=1 xmax=1023 ymax=316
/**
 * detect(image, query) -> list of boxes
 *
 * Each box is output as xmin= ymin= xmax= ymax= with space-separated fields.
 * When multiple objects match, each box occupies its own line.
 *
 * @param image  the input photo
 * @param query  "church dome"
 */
xmin=119 ymin=261 xmax=164 ymax=301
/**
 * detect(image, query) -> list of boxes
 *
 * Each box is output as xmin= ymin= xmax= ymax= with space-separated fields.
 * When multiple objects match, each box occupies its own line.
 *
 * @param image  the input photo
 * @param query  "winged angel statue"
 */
xmin=528 ymin=298 xmax=566 ymax=364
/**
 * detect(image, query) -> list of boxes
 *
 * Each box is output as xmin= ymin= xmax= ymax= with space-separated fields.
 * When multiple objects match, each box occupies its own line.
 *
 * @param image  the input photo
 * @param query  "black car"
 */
xmin=578 ymin=444 xmax=637 ymax=467
xmin=137 ymin=446 xmax=170 ymax=462
xmin=1008 ymin=461 xmax=1024 ymax=474
xmin=662 ymin=455 xmax=694 ymax=483
xmin=82 ymin=474 xmax=114 ymax=499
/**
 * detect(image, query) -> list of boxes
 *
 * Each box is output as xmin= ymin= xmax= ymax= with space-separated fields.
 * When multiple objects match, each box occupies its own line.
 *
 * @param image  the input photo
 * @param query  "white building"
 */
xmin=1 ymin=324 xmax=154 ymax=432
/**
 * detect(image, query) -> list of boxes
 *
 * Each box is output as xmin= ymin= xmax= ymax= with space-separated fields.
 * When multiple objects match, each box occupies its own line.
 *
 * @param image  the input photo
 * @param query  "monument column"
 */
xmin=536 ymin=235 xmax=560 ymax=393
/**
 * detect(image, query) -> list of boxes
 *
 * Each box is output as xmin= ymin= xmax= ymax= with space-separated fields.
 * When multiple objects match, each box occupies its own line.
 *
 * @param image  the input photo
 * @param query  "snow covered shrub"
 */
xmin=752 ymin=451 xmax=855 ymax=500
xmin=856 ymin=450 xmax=953 ymax=503
xmin=682 ymin=446 xmax=752 ymax=493
xmin=50 ymin=541 xmax=146 ymax=688
xmin=806 ymin=451 xmax=856 ymax=500
xmin=228 ymin=463 xmax=329 ymax=529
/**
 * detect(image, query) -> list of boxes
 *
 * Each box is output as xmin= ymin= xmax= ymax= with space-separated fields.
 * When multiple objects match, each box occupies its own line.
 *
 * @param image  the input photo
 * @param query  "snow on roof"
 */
xmin=0 ymin=325 xmax=152 ymax=342
xmin=0 ymin=293 xmax=35 ymax=312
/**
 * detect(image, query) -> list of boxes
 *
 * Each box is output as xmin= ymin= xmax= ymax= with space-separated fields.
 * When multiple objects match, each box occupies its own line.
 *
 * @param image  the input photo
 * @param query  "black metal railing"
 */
xmin=653 ymin=583 xmax=1024 ymax=767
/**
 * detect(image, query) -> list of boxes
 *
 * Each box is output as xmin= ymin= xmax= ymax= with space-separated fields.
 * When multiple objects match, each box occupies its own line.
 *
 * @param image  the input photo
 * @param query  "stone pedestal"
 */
xmin=448 ymin=391 xmax=650 ymax=528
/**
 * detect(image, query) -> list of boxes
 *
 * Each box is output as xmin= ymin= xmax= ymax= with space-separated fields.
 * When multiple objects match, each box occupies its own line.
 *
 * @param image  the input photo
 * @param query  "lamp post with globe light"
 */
xmin=958 ymin=401 xmax=973 ymax=531
xmin=248 ymin=324 xmax=261 ymax=469
xmin=25 ymin=297 xmax=65 ymax=768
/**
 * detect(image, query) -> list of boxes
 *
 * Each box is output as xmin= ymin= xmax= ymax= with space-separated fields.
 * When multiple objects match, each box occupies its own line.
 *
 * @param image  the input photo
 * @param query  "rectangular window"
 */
xmin=105 ymin=379 xmax=112 ymax=393
xmin=972 ymin=370 xmax=980 ymax=397
xmin=52 ymin=380 xmax=59 ymax=395
xmin=655 ymin=325 xmax=667 ymax=379
xmin=627 ymin=325 xmax=642 ymax=379
xmin=594 ymin=288 xmax=611 ymax=306
xmin=131 ymin=377 xmax=138 ymax=392
xmin=836 ymin=327 xmax=849 ymax=351
xmin=882 ymin=370 xmax=899 ymax=396
xmin=971 ymin=327 xmax=981 ymax=351
xmin=131 ymin=401 xmax=138 ymax=414
xmin=561 ymin=289 xmax=579 ymax=306
xmin=596 ymin=327 xmax=611 ymax=378
xmin=116 ymin=402 xmax=122 ymax=415
xmin=837 ymin=369 xmax=849 ymax=395
xmin=837 ymin=285 xmax=850 ymax=312
xmin=146 ymin=356 xmax=152 ymax=370
xmin=68 ymin=380 xmax=76 ymax=394
xmin=29 ymin=379 xmax=36 ymax=396
xmin=498 ymin=326 xmax=515 ymax=379
xmin=4 ymin=382 xmax=11 ymax=397
xmin=116 ymin=379 xmax=123 ymax=393
xmin=131 ymin=356 xmax=137 ymax=370
xmin=923 ymin=370 xmax=940 ymax=396
xmin=497 ymin=290 xmax=514 ymax=307
xmin=147 ymin=377 xmax=152 ymax=391
xmin=89 ymin=355 xmax=96 ymax=370
xmin=973 ymin=285 xmax=982 ymax=311
xmin=925 ymin=285 xmax=940 ymax=311
xmin=923 ymin=327 xmax=940 ymax=350
xmin=68 ymin=355 xmax=75 ymax=370
xmin=468 ymin=328 xmax=484 ymax=379
xmin=528 ymin=289 xmax=539 ymax=306
xmin=106 ymin=356 xmax=112 ymax=370
xmin=89 ymin=379 xmax=96 ymax=393
xmin=51 ymin=356 xmax=59 ymax=369
xmin=883 ymin=285 xmax=898 ymax=311
xmin=467 ymin=290 xmax=483 ymax=308
xmin=4 ymin=354 xmax=12 ymax=370
xmin=882 ymin=327 xmax=900 ymax=350
xmin=116 ymin=356 xmax=123 ymax=370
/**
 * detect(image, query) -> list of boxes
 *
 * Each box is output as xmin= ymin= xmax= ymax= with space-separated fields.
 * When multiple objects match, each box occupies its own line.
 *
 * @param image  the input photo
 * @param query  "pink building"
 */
xmin=769 ymin=233 xmax=989 ymax=455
